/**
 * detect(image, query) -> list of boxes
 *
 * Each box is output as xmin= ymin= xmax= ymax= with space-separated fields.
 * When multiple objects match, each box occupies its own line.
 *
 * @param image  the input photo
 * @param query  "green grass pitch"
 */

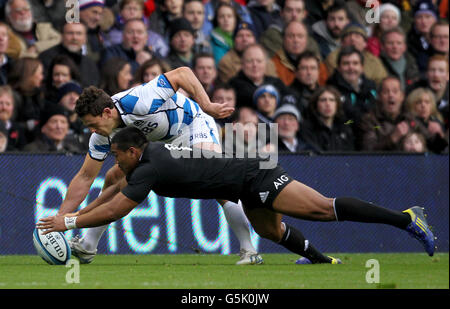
xmin=0 ymin=253 xmax=448 ymax=289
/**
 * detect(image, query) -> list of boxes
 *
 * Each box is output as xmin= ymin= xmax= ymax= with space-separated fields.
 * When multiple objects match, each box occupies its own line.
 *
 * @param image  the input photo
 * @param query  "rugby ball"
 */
xmin=32 ymin=229 xmax=71 ymax=265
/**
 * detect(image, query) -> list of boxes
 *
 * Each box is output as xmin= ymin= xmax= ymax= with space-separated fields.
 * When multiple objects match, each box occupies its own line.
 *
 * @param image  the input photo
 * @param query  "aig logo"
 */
xmin=274 ymin=175 xmax=289 ymax=190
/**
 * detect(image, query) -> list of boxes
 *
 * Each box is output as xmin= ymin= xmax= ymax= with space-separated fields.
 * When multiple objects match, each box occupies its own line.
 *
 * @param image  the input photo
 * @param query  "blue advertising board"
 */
xmin=0 ymin=153 xmax=448 ymax=255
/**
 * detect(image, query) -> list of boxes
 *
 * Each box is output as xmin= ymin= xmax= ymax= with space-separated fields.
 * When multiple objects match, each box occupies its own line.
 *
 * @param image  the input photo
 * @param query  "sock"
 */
xmin=221 ymin=201 xmax=256 ymax=252
xmin=279 ymin=223 xmax=331 ymax=264
xmin=333 ymin=197 xmax=411 ymax=229
xmin=80 ymin=189 xmax=108 ymax=252
xmin=81 ymin=224 xmax=109 ymax=252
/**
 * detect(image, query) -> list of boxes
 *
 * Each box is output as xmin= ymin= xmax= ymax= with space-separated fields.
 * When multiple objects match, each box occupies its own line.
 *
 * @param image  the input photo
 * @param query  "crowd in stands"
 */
xmin=0 ymin=0 xmax=448 ymax=154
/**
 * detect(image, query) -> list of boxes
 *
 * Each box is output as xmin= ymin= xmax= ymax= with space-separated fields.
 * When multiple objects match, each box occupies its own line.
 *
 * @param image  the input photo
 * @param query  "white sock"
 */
xmin=80 ymin=189 xmax=108 ymax=252
xmin=81 ymin=224 xmax=109 ymax=252
xmin=221 ymin=201 xmax=256 ymax=252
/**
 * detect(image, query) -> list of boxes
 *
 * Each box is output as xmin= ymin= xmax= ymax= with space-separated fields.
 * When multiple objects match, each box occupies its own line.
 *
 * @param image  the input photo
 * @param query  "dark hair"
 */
xmin=296 ymin=50 xmax=321 ymax=68
xmin=100 ymin=57 xmax=130 ymax=95
xmin=111 ymin=127 xmax=147 ymax=151
xmin=212 ymin=2 xmax=240 ymax=29
xmin=75 ymin=86 xmax=114 ymax=118
xmin=8 ymin=57 xmax=43 ymax=92
xmin=337 ymin=45 xmax=364 ymax=66
xmin=134 ymin=58 xmax=171 ymax=84
xmin=325 ymin=1 xmax=350 ymax=20
xmin=308 ymin=86 xmax=345 ymax=120
xmin=45 ymin=54 xmax=81 ymax=91
xmin=193 ymin=52 xmax=216 ymax=69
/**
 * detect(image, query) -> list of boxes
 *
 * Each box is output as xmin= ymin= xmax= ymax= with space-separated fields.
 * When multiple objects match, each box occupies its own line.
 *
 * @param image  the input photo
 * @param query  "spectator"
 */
xmin=429 ymin=20 xmax=449 ymax=57
xmin=210 ymin=2 xmax=239 ymax=65
xmin=407 ymin=0 xmax=438 ymax=72
xmin=260 ymin=0 xmax=308 ymax=58
xmin=225 ymin=106 xmax=268 ymax=155
xmin=0 ymin=84 xmax=26 ymax=150
xmin=100 ymin=18 xmax=154 ymax=74
xmin=228 ymin=43 xmax=291 ymax=109
xmin=273 ymin=103 xmax=311 ymax=153
xmin=79 ymin=0 xmax=105 ymax=64
xmin=165 ymin=17 xmax=196 ymax=69
xmin=43 ymin=54 xmax=81 ymax=104
xmin=29 ymin=0 xmax=67 ymax=31
xmin=367 ymin=3 xmax=402 ymax=57
xmin=326 ymin=46 xmax=377 ymax=124
xmin=8 ymin=57 xmax=45 ymax=143
xmin=324 ymin=23 xmax=388 ymax=85
xmin=56 ymin=81 xmax=90 ymax=151
xmin=358 ymin=76 xmax=415 ymax=151
xmin=103 ymin=0 xmax=168 ymax=58
xmin=204 ymin=0 xmax=253 ymax=36
xmin=379 ymin=27 xmax=420 ymax=90
xmin=253 ymin=84 xmax=279 ymax=123
xmin=183 ymin=0 xmax=212 ymax=54
xmin=408 ymin=54 xmax=449 ymax=128
xmin=247 ymin=0 xmax=283 ymax=39
xmin=4 ymin=0 xmax=61 ymax=58
xmin=211 ymin=83 xmax=237 ymax=130
xmin=217 ymin=21 xmax=277 ymax=84
xmin=0 ymin=21 xmax=12 ymax=86
xmin=133 ymin=57 xmax=171 ymax=85
xmin=193 ymin=52 xmax=217 ymax=97
xmin=100 ymin=58 xmax=133 ymax=96
xmin=270 ymin=21 xmax=326 ymax=87
xmin=23 ymin=104 xmax=84 ymax=153
xmin=39 ymin=22 xmax=100 ymax=88
xmin=300 ymin=86 xmax=355 ymax=152
xmin=148 ymin=0 xmax=184 ymax=43
xmin=312 ymin=1 xmax=351 ymax=59
xmin=303 ymin=0 xmax=344 ymax=26
xmin=405 ymin=87 xmax=448 ymax=153
xmin=288 ymin=51 xmax=321 ymax=116
xmin=401 ymin=131 xmax=428 ymax=153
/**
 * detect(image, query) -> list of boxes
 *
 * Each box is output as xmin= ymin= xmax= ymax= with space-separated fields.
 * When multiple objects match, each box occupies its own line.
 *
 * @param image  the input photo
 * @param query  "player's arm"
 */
xmin=57 ymin=154 xmax=104 ymax=215
xmin=38 ymin=192 xmax=138 ymax=233
xmin=75 ymin=177 xmax=127 ymax=216
xmin=164 ymin=66 xmax=234 ymax=119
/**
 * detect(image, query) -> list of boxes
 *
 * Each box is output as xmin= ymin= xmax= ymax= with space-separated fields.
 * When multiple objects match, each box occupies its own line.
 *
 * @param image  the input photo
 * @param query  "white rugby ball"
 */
xmin=32 ymin=229 xmax=71 ymax=265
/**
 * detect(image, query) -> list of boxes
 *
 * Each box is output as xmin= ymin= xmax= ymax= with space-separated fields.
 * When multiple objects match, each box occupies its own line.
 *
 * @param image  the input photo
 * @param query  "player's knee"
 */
xmin=317 ymin=197 xmax=335 ymax=221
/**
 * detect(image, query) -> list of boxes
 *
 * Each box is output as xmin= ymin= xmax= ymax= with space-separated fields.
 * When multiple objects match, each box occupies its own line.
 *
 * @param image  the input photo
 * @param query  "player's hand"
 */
xmin=204 ymin=102 xmax=235 ymax=119
xmin=36 ymin=216 xmax=67 ymax=234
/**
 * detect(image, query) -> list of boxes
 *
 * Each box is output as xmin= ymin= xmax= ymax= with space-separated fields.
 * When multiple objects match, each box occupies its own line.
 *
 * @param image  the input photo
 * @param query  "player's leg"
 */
xmin=272 ymin=181 xmax=435 ymax=256
xmin=70 ymin=164 xmax=125 ymax=263
xmin=217 ymin=199 xmax=261 ymax=264
xmin=189 ymin=113 xmax=262 ymax=264
xmin=242 ymin=205 xmax=337 ymax=264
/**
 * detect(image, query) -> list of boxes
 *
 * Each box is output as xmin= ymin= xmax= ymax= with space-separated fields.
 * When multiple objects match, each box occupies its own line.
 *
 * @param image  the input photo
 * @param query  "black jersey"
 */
xmin=122 ymin=142 xmax=260 ymax=204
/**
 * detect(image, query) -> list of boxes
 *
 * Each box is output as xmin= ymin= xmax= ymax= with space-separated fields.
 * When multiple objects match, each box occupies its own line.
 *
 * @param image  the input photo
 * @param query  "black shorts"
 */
xmin=240 ymin=164 xmax=294 ymax=210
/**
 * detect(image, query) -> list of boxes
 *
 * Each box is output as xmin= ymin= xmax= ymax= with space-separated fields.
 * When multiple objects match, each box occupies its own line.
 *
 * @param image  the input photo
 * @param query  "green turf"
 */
xmin=0 ymin=253 xmax=448 ymax=289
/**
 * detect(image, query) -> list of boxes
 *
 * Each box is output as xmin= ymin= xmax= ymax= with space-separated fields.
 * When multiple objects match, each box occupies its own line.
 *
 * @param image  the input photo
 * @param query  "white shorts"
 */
xmin=169 ymin=112 xmax=221 ymax=147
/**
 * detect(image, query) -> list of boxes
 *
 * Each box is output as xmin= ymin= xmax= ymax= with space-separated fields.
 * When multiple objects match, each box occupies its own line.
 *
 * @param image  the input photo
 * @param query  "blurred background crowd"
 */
xmin=0 ymin=0 xmax=448 ymax=154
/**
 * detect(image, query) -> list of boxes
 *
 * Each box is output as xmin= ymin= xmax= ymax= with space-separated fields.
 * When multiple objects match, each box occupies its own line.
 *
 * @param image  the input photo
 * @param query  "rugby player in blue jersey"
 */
xmin=56 ymin=67 xmax=262 ymax=265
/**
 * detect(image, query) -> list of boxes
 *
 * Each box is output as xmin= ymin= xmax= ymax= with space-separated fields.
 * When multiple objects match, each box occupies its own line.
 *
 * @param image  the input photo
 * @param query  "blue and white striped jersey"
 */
xmin=88 ymin=74 xmax=202 ymax=160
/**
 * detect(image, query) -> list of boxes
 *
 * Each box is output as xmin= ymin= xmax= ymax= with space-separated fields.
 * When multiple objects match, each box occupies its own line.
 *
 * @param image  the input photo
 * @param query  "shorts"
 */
xmin=170 ymin=112 xmax=221 ymax=147
xmin=240 ymin=164 xmax=294 ymax=210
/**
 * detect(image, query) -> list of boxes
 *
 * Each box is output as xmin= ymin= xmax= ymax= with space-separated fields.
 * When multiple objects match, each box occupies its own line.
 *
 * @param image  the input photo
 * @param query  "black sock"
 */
xmin=334 ymin=197 xmax=411 ymax=229
xmin=279 ymin=223 xmax=331 ymax=264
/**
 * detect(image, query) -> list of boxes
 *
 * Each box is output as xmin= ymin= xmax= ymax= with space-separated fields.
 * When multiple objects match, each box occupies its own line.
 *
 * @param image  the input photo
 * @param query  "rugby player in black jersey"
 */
xmin=38 ymin=127 xmax=436 ymax=263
